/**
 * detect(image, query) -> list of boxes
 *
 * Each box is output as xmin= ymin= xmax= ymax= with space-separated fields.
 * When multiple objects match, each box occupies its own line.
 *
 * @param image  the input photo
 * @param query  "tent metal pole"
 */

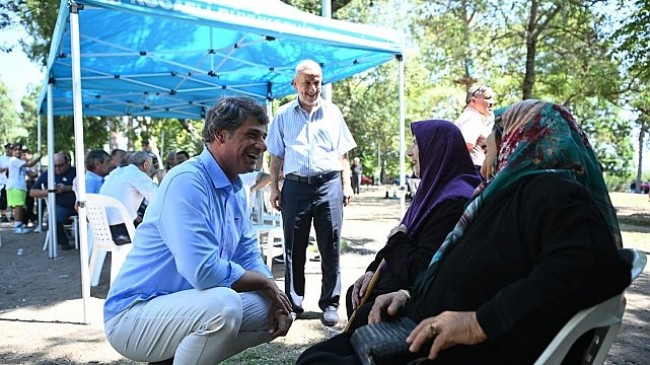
xmin=321 ymin=0 xmax=332 ymax=103
xmin=398 ymin=57 xmax=405 ymax=216
xmin=69 ymin=2 xmax=91 ymax=325
xmin=46 ymin=83 xmax=58 ymax=259
xmin=36 ymin=114 xmax=43 ymax=232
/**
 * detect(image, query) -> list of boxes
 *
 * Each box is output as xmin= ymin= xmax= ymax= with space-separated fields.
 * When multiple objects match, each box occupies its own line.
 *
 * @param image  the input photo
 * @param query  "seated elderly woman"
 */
xmin=346 ymin=119 xmax=481 ymax=322
xmin=296 ymin=99 xmax=632 ymax=365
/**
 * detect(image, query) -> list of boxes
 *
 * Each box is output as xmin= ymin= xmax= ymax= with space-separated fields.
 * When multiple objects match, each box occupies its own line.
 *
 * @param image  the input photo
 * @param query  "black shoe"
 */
xmin=0 ymin=216 xmax=8 ymax=223
xmin=292 ymin=305 xmax=304 ymax=315
xmin=59 ymin=244 xmax=74 ymax=251
xmin=148 ymin=359 xmax=174 ymax=365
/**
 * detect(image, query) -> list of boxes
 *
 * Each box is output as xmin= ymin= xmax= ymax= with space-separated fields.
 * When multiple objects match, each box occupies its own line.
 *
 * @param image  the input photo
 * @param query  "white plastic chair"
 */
xmin=85 ymin=193 xmax=135 ymax=287
xmin=533 ymin=248 xmax=647 ymax=365
xmin=251 ymin=187 xmax=284 ymax=268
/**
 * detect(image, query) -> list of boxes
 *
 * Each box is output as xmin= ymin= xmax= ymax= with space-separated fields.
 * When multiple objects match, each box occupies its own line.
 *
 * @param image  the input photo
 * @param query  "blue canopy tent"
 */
xmin=38 ymin=0 xmax=404 ymax=323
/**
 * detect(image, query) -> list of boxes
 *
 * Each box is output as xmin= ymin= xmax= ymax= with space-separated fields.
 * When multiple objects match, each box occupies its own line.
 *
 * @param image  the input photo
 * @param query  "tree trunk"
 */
xmin=636 ymin=128 xmax=644 ymax=193
xmin=522 ymin=0 xmax=539 ymax=100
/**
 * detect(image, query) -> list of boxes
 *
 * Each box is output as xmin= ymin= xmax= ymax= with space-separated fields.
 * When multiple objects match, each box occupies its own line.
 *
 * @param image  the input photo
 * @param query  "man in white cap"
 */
xmin=454 ymin=84 xmax=496 ymax=172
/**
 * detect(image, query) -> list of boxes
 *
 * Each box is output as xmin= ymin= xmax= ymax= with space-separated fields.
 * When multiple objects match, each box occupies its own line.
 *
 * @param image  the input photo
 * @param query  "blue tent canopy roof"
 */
xmin=40 ymin=0 xmax=403 ymax=118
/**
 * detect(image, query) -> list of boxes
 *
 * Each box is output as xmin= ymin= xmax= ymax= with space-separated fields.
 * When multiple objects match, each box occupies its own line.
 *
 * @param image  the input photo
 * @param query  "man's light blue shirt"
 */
xmin=104 ymin=148 xmax=271 ymax=321
xmin=85 ymin=170 xmax=104 ymax=194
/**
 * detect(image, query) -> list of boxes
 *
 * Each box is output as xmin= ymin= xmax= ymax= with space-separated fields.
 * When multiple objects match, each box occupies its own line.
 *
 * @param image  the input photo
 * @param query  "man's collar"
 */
xmin=293 ymin=97 xmax=323 ymax=112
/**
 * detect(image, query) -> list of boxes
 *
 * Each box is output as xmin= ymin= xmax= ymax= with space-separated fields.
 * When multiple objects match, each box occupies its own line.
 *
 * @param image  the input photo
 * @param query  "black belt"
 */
xmin=285 ymin=171 xmax=340 ymax=185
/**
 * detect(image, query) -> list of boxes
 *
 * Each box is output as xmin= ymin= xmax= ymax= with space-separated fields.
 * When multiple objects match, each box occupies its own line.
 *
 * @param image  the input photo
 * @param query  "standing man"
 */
xmin=30 ymin=153 xmax=77 ymax=249
xmin=454 ymin=84 xmax=495 ymax=172
xmin=104 ymin=96 xmax=292 ymax=365
xmin=266 ymin=59 xmax=356 ymax=327
xmin=351 ymin=156 xmax=362 ymax=195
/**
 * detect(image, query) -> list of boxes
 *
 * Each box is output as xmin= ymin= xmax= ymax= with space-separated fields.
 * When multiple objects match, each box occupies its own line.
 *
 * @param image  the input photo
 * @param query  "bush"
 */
xmin=604 ymin=174 xmax=629 ymax=192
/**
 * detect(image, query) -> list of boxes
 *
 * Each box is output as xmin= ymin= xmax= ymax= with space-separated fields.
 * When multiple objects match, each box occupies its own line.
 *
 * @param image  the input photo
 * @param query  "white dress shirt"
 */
xmin=99 ymin=164 xmax=157 ymax=225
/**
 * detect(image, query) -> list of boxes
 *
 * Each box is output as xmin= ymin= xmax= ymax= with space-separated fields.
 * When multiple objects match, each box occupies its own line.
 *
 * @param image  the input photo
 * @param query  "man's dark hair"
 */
xmin=111 ymin=148 xmax=129 ymax=167
xmin=203 ymin=96 xmax=268 ymax=144
xmin=85 ymin=150 xmax=109 ymax=172
xmin=177 ymin=150 xmax=190 ymax=160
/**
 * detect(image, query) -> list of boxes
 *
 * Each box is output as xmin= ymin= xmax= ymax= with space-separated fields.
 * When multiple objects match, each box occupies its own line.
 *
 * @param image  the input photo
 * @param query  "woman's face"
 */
xmin=407 ymin=136 xmax=420 ymax=178
xmin=481 ymin=132 xmax=498 ymax=179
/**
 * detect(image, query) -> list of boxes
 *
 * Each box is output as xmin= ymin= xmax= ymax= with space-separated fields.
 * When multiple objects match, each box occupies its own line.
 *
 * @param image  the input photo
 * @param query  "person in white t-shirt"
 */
xmin=454 ymin=84 xmax=496 ymax=172
xmin=6 ymin=144 xmax=42 ymax=234
xmin=0 ymin=143 xmax=13 ymax=222
xmin=99 ymin=151 xmax=158 ymax=244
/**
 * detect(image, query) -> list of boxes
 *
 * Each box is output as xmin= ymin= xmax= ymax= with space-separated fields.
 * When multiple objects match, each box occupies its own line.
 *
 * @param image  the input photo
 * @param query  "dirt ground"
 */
xmin=0 ymin=188 xmax=648 ymax=365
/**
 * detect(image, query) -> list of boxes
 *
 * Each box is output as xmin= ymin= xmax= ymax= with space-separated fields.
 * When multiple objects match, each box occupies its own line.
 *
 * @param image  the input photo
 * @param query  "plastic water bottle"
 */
xmin=17 ymin=248 xmax=23 ymax=256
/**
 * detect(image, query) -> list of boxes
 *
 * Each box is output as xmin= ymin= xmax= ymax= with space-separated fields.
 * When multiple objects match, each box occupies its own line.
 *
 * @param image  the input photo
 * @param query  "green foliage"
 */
xmin=0 ymin=81 xmax=26 ymax=145
xmin=3 ymin=0 xmax=644 ymax=180
xmin=12 ymin=0 xmax=59 ymax=65
xmin=614 ymin=0 xmax=650 ymax=82
xmin=573 ymin=99 xmax=634 ymax=178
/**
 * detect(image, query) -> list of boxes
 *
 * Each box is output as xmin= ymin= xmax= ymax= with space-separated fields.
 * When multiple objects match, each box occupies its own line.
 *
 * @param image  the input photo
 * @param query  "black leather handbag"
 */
xmin=350 ymin=316 xmax=427 ymax=365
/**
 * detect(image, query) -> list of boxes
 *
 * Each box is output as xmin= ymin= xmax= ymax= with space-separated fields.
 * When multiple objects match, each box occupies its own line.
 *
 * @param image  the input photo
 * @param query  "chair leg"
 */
xmin=72 ymin=216 xmax=79 ymax=250
xmin=267 ymin=228 xmax=284 ymax=270
xmin=89 ymin=248 xmax=107 ymax=287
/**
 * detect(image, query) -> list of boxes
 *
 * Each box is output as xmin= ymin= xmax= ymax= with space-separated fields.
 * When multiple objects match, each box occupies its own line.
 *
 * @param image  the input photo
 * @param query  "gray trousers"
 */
xmin=105 ymin=287 xmax=274 ymax=364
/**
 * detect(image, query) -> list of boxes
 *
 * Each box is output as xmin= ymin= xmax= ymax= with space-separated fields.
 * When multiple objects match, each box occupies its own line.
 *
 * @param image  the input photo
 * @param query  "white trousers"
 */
xmin=105 ymin=287 xmax=274 ymax=364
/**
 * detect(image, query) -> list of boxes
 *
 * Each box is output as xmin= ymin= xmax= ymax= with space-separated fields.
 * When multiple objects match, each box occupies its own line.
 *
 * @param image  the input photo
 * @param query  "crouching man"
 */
xmin=104 ymin=96 xmax=293 ymax=365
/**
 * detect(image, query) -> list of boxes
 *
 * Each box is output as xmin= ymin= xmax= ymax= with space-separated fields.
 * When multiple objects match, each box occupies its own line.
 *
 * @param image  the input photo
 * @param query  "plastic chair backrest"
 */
xmin=533 ymin=248 xmax=647 ymax=365
xmin=85 ymin=193 xmax=136 ymax=248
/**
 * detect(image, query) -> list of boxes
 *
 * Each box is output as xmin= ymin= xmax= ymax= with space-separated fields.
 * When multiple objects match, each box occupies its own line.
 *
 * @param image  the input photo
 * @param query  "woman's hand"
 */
xmin=406 ymin=311 xmax=487 ymax=360
xmin=351 ymin=271 xmax=374 ymax=309
xmin=368 ymin=290 xmax=409 ymax=324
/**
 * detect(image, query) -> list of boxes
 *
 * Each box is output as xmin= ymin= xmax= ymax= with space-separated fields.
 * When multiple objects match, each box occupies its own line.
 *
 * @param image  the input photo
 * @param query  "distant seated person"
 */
xmin=30 ymin=152 xmax=77 ymax=250
xmin=99 ymin=151 xmax=158 ymax=245
xmin=72 ymin=149 xmax=113 ymax=200
xmin=110 ymin=149 xmax=129 ymax=171
xmin=176 ymin=150 xmax=190 ymax=164
xmin=297 ymin=99 xmax=632 ymax=365
xmin=165 ymin=151 xmax=178 ymax=171
xmin=346 ymin=120 xmax=481 ymax=322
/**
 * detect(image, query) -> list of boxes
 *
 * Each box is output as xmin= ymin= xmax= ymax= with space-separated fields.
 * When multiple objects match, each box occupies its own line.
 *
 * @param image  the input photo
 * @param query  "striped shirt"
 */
xmin=266 ymin=98 xmax=356 ymax=176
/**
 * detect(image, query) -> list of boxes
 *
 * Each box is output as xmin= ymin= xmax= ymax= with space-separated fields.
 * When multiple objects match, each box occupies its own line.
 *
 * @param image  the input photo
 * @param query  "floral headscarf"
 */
xmin=417 ymin=99 xmax=622 ymax=293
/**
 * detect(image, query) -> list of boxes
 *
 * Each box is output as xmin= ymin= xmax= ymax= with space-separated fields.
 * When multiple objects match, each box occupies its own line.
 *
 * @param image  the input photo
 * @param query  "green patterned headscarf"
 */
xmin=483 ymin=99 xmax=621 ymax=247
xmin=416 ymin=99 xmax=622 ymax=294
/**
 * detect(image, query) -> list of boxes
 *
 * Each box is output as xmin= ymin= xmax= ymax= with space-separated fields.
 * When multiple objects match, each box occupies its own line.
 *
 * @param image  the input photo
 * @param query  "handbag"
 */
xmin=350 ymin=316 xmax=426 ymax=365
